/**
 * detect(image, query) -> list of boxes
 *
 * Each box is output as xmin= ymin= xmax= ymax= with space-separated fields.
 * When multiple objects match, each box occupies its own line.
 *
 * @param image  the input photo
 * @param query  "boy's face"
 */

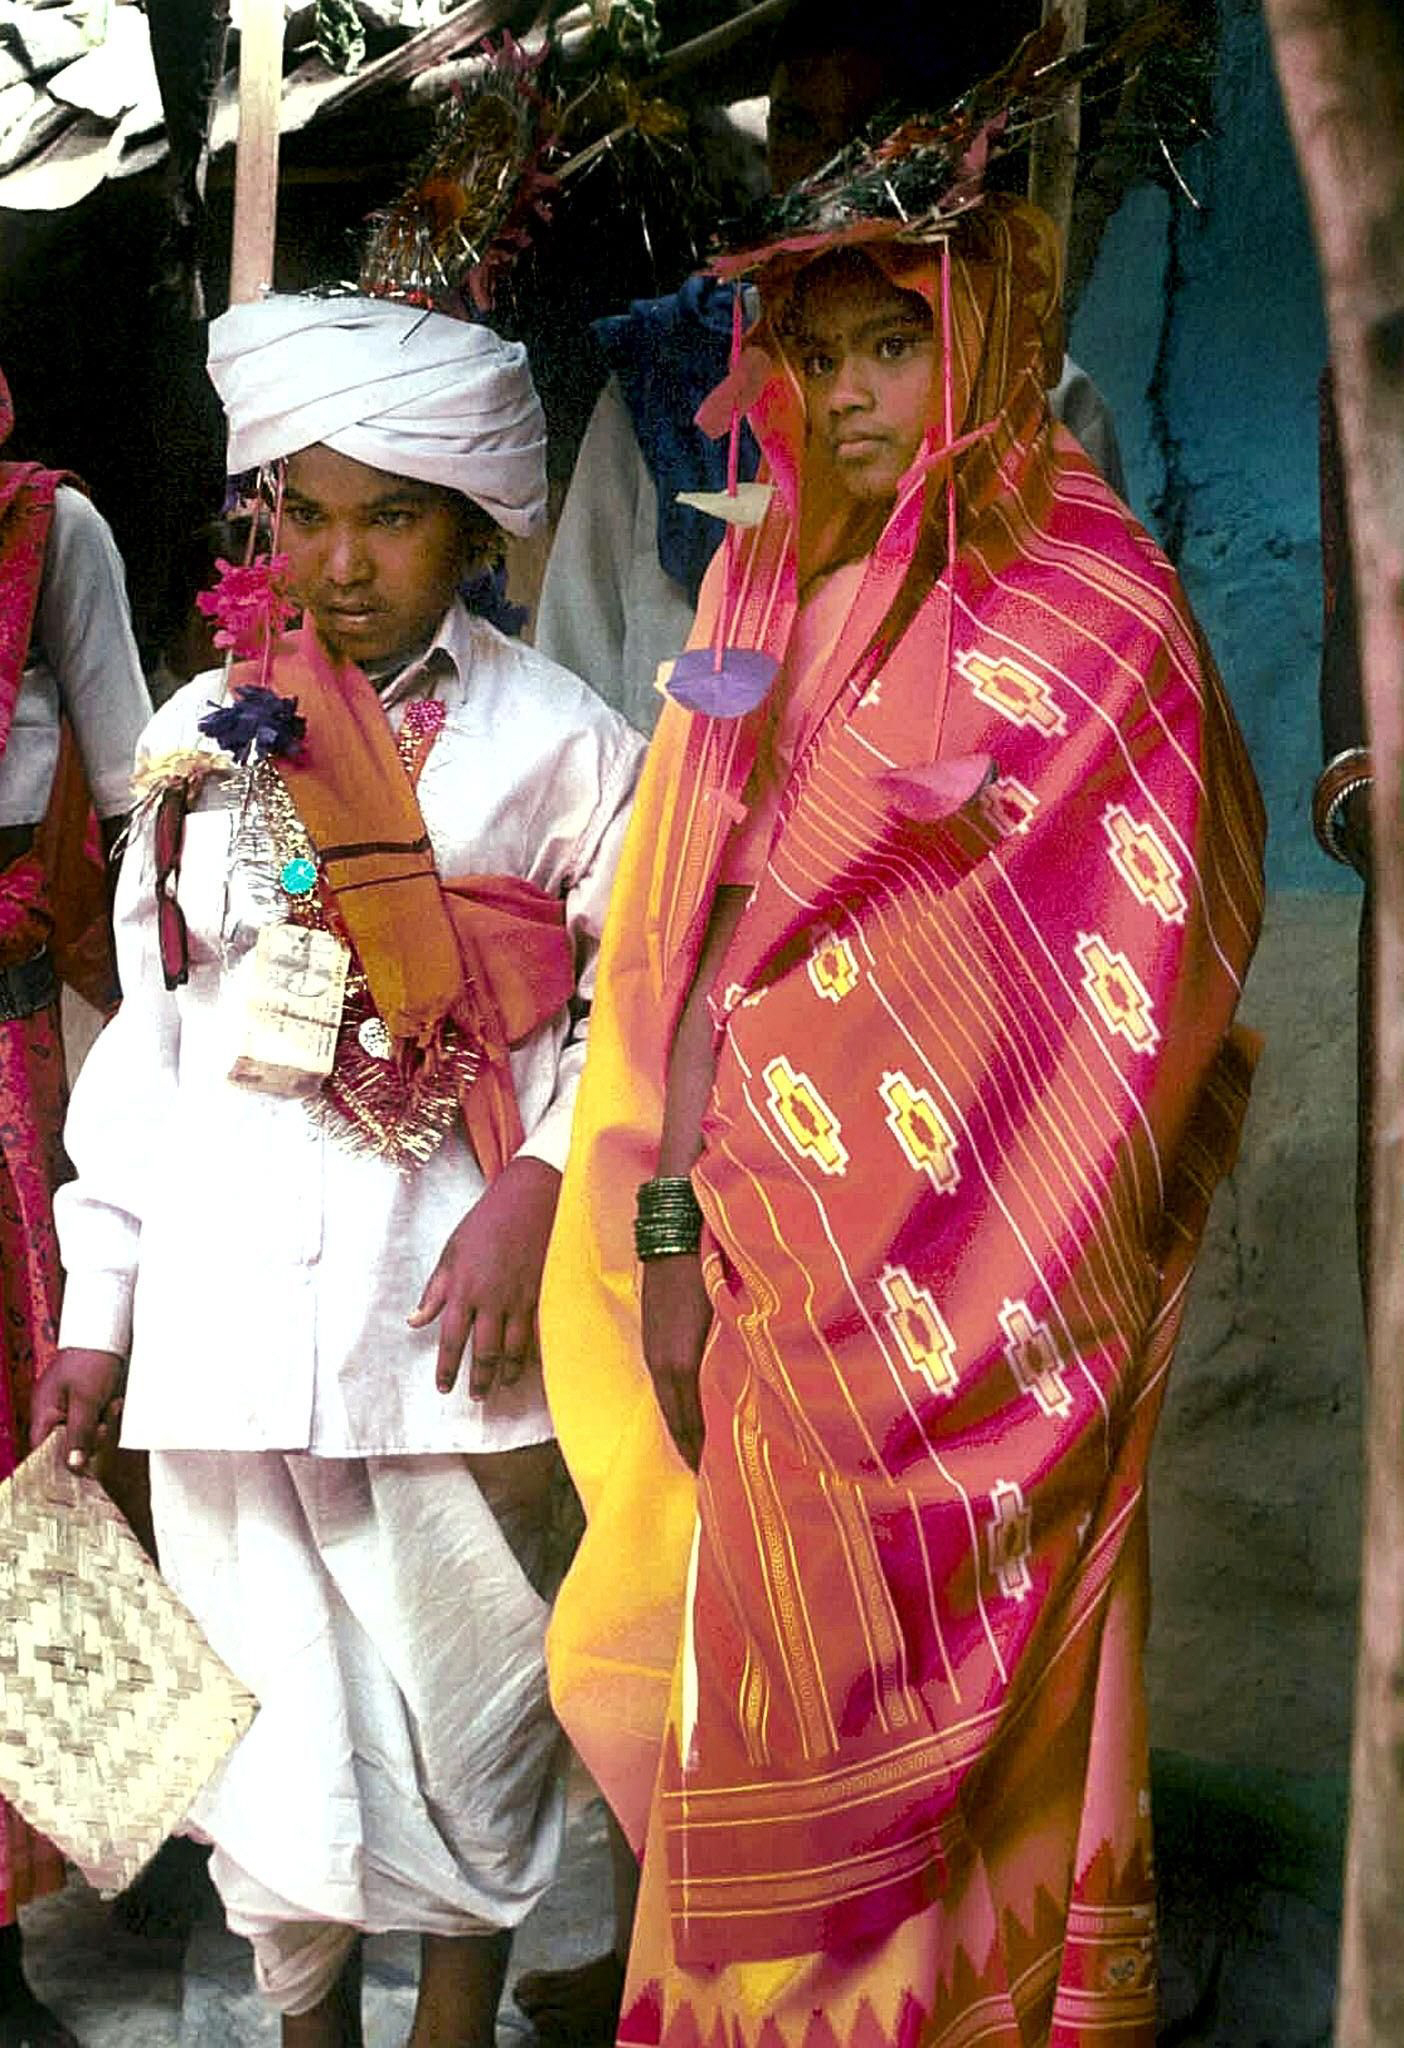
xmin=788 ymin=257 xmax=937 ymax=504
xmin=282 ymin=444 xmax=473 ymax=666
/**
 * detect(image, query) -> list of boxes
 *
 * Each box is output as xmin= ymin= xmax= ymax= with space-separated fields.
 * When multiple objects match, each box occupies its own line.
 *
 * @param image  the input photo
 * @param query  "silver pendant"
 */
xmin=357 ymin=1015 xmax=394 ymax=1061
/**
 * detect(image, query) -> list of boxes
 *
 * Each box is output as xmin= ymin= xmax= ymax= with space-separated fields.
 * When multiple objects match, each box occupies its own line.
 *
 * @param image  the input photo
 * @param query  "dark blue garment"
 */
xmin=593 ymin=277 xmax=761 ymax=607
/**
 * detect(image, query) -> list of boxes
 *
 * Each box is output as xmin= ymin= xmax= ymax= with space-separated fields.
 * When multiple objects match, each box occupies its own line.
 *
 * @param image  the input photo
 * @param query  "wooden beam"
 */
xmin=307 ymin=0 xmax=524 ymax=119
xmin=228 ymin=0 xmax=283 ymax=302
xmin=1027 ymin=0 xmax=1087 ymax=269
xmin=654 ymin=0 xmax=792 ymax=86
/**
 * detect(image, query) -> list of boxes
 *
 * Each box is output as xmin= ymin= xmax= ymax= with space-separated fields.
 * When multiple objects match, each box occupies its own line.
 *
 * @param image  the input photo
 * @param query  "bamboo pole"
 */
xmin=1261 ymin=2 xmax=1404 ymax=2041
xmin=1027 ymin=0 xmax=1087 ymax=265
xmin=229 ymin=0 xmax=284 ymax=303
xmin=654 ymin=0 xmax=792 ymax=86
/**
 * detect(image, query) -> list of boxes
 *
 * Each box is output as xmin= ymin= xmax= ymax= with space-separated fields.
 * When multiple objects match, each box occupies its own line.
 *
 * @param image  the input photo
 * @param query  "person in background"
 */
xmin=32 ymin=297 xmax=640 ymax=2048
xmin=534 ymin=0 xmax=1126 ymax=736
xmin=0 ymin=367 xmax=151 ymax=2048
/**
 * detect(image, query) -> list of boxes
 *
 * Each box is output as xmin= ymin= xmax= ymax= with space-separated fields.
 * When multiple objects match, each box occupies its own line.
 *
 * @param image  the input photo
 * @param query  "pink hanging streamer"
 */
xmin=711 ymin=285 xmax=747 ymax=673
xmin=937 ymin=235 xmax=957 ymax=760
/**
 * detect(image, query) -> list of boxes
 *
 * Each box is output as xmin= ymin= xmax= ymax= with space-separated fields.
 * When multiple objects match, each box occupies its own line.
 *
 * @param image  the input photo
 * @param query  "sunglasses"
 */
xmin=154 ymin=784 xmax=190 ymax=991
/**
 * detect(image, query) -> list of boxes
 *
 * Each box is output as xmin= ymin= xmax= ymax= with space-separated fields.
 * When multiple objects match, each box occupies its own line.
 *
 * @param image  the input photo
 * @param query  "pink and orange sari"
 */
xmin=542 ymin=197 xmax=1265 ymax=2045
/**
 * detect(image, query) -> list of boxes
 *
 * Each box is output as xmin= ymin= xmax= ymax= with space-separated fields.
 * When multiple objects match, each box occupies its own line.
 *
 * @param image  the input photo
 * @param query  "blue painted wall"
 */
xmin=1070 ymin=0 xmax=1332 ymax=888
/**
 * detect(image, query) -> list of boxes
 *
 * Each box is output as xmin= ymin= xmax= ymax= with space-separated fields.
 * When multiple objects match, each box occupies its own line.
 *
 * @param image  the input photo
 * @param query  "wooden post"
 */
xmin=228 ymin=0 xmax=284 ymax=303
xmin=1261 ymin=1 xmax=1404 ymax=2041
xmin=1027 ymin=0 xmax=1087 ymax=266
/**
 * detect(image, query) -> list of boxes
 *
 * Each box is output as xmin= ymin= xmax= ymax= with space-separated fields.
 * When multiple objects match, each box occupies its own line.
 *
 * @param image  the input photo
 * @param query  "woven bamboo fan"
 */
xmin=0 ymin=1432 xmax=258 ymax=1894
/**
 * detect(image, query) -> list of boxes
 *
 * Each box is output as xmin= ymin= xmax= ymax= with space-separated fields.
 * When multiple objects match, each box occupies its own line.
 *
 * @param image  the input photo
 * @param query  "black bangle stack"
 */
xmin=634 ymin=1175 xmax=704 ymax=1260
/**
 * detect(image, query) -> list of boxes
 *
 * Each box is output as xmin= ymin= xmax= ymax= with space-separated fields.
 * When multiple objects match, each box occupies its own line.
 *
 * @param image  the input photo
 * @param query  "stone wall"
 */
xmin=1072 ymin=0 xmax=1330 ymax=893
xmin=1154 ymin=892 xmax=1363 ymax=1775
xmin=1070 ymin=1 xmax=1365 ymax=1779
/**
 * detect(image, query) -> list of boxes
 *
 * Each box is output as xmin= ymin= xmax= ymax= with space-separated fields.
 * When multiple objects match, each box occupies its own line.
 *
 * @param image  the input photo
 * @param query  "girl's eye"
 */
xmin=876 ymin=334 xmax=915 ymax=362
xmin=285 ymin=504 xmax=322 ymax=529
xmin=802 ymin=352 xmax=835 ymax=380
xmin=375 ymin=508 xmax=415 ymax=530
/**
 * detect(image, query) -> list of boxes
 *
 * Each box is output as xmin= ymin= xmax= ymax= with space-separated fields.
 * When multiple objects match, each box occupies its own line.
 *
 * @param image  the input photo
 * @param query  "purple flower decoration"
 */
xmin=460 ymin=557 xmax=527 ymax=638
xmin=199 ymin=685 xmax=308 ymax=766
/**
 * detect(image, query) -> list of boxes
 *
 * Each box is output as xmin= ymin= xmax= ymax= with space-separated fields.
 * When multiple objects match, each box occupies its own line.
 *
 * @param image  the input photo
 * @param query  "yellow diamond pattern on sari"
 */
xmin=978 ymin=774 xmax=1040 ymax=838
xmin=999 ymin=1298 xmax=1072 ymax=1419
xmin=878 ymin=1265 xmax=959 ymax=1396
xmin=1102 ymin=803 xmax=1187 ymax=924
xmin=879 ymin=1071 xmax=960 ymax=1192
xmin=762 ymin=1055 xmax=850 ymax=1175
xmin=958 ymin=649 xmax=1067 ymax=736
xmin=986 ymin=1478 xmax=1034 ymax=1603
xmin=807 ymin=933 xmax=861 ymax=1004
xmin=1074 ymin=933 xmax=1160 ymax=1054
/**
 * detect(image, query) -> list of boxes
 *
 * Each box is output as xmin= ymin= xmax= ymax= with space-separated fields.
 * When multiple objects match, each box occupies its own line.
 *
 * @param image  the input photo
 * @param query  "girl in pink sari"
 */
xmin=543 ymin=180 xmax=1264 ymax=2046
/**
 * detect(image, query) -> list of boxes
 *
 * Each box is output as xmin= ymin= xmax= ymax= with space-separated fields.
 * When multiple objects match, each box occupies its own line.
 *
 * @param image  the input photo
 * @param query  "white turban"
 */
xmin=207 ymin=295 xmax=547 ymax=537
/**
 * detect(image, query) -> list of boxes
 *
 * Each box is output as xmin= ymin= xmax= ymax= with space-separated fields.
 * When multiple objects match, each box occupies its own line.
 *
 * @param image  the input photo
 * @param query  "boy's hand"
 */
xmin=409 ymin=1156 xmax=562 ymax=1399
xmin=31 ymin=1348 xmax=127 ymax=1470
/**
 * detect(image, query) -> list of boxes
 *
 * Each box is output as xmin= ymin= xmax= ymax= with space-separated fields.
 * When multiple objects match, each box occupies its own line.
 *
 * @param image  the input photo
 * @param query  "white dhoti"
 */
xmin=150 ymin=1449 xmax=567 ymax=2016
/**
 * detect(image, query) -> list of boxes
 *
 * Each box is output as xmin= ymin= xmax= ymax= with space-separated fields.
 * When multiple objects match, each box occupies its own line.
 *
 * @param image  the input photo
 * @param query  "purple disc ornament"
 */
xmin=661 ymin=648 xmax=779 ymax=719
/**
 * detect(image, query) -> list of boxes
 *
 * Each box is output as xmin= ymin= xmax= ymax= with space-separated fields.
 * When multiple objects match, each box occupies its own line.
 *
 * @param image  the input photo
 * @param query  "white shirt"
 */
xmin=1 ymin=485 xmax=152 ymax=823
xmin=55 ymin=602 xmax=643 ymax=1457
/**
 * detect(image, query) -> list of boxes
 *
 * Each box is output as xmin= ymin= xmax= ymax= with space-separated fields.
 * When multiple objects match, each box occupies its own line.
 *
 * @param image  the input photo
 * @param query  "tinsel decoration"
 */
xmin=307 ymin=976 xmax=483 ymax=1171
xmin=1081 ymin=0 xmax=1218 ymax=212
xmin=550 ymin=69 xmax=688 ymax=185
xmin=314 ymin=0 xmax=366 ymax=77
xmin=715 ymin=7 xmax=1190 ymax=273
xmin=357 ymin=9 xmax=702 ymax=316
xmin=586 ymin=0 xmax=663 ymax=71
xmin=359 ymin=39 xmax=558 ymax=313
xmin=128 ymin=746 xmax=235 ymax=816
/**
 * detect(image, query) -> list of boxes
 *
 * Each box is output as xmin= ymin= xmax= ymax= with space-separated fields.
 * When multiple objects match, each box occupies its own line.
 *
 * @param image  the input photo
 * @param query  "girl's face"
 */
xmin=788 ymin=255 xmax=937 ymax=504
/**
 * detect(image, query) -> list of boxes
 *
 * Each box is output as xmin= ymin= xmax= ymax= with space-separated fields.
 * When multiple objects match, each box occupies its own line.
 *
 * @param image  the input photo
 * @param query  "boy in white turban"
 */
xmin=33 ymin=296 xmax=643 ymax=2048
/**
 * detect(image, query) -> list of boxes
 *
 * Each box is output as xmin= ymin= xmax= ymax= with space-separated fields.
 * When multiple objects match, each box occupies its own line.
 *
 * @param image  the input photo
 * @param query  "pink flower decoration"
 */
xmin=196 ymin=555 xmax=298 ymax=659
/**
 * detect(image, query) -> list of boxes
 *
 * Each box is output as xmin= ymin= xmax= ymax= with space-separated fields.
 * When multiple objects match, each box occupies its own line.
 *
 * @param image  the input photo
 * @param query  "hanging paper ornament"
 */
xmin=657 ymin=648 xmax=779 ymax=719
xmin=674 ymin=482 xmax=773 ymax=528
xmin=880 ymin=753 xmax=998 ymax=820
xmin=657 ymin=264 xmax=779 ymax=721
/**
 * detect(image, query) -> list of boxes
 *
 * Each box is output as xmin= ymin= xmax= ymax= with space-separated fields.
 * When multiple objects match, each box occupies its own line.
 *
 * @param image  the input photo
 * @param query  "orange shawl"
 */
xmin=233 ymin=619 xmax=574 ymax=1178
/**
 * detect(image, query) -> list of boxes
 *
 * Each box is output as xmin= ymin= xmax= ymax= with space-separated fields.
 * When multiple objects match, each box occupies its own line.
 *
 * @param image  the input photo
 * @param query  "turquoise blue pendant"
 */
xmin=280 ymin=856 xmax=318 ymax=900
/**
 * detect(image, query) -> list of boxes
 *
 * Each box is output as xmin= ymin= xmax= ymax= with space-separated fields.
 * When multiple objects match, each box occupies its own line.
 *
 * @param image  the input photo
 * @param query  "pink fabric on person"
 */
xmin=0 ymin=367 xmax=86 ymax=1927
xmin=0 ymin=1005 xmax=69 ymax=1925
